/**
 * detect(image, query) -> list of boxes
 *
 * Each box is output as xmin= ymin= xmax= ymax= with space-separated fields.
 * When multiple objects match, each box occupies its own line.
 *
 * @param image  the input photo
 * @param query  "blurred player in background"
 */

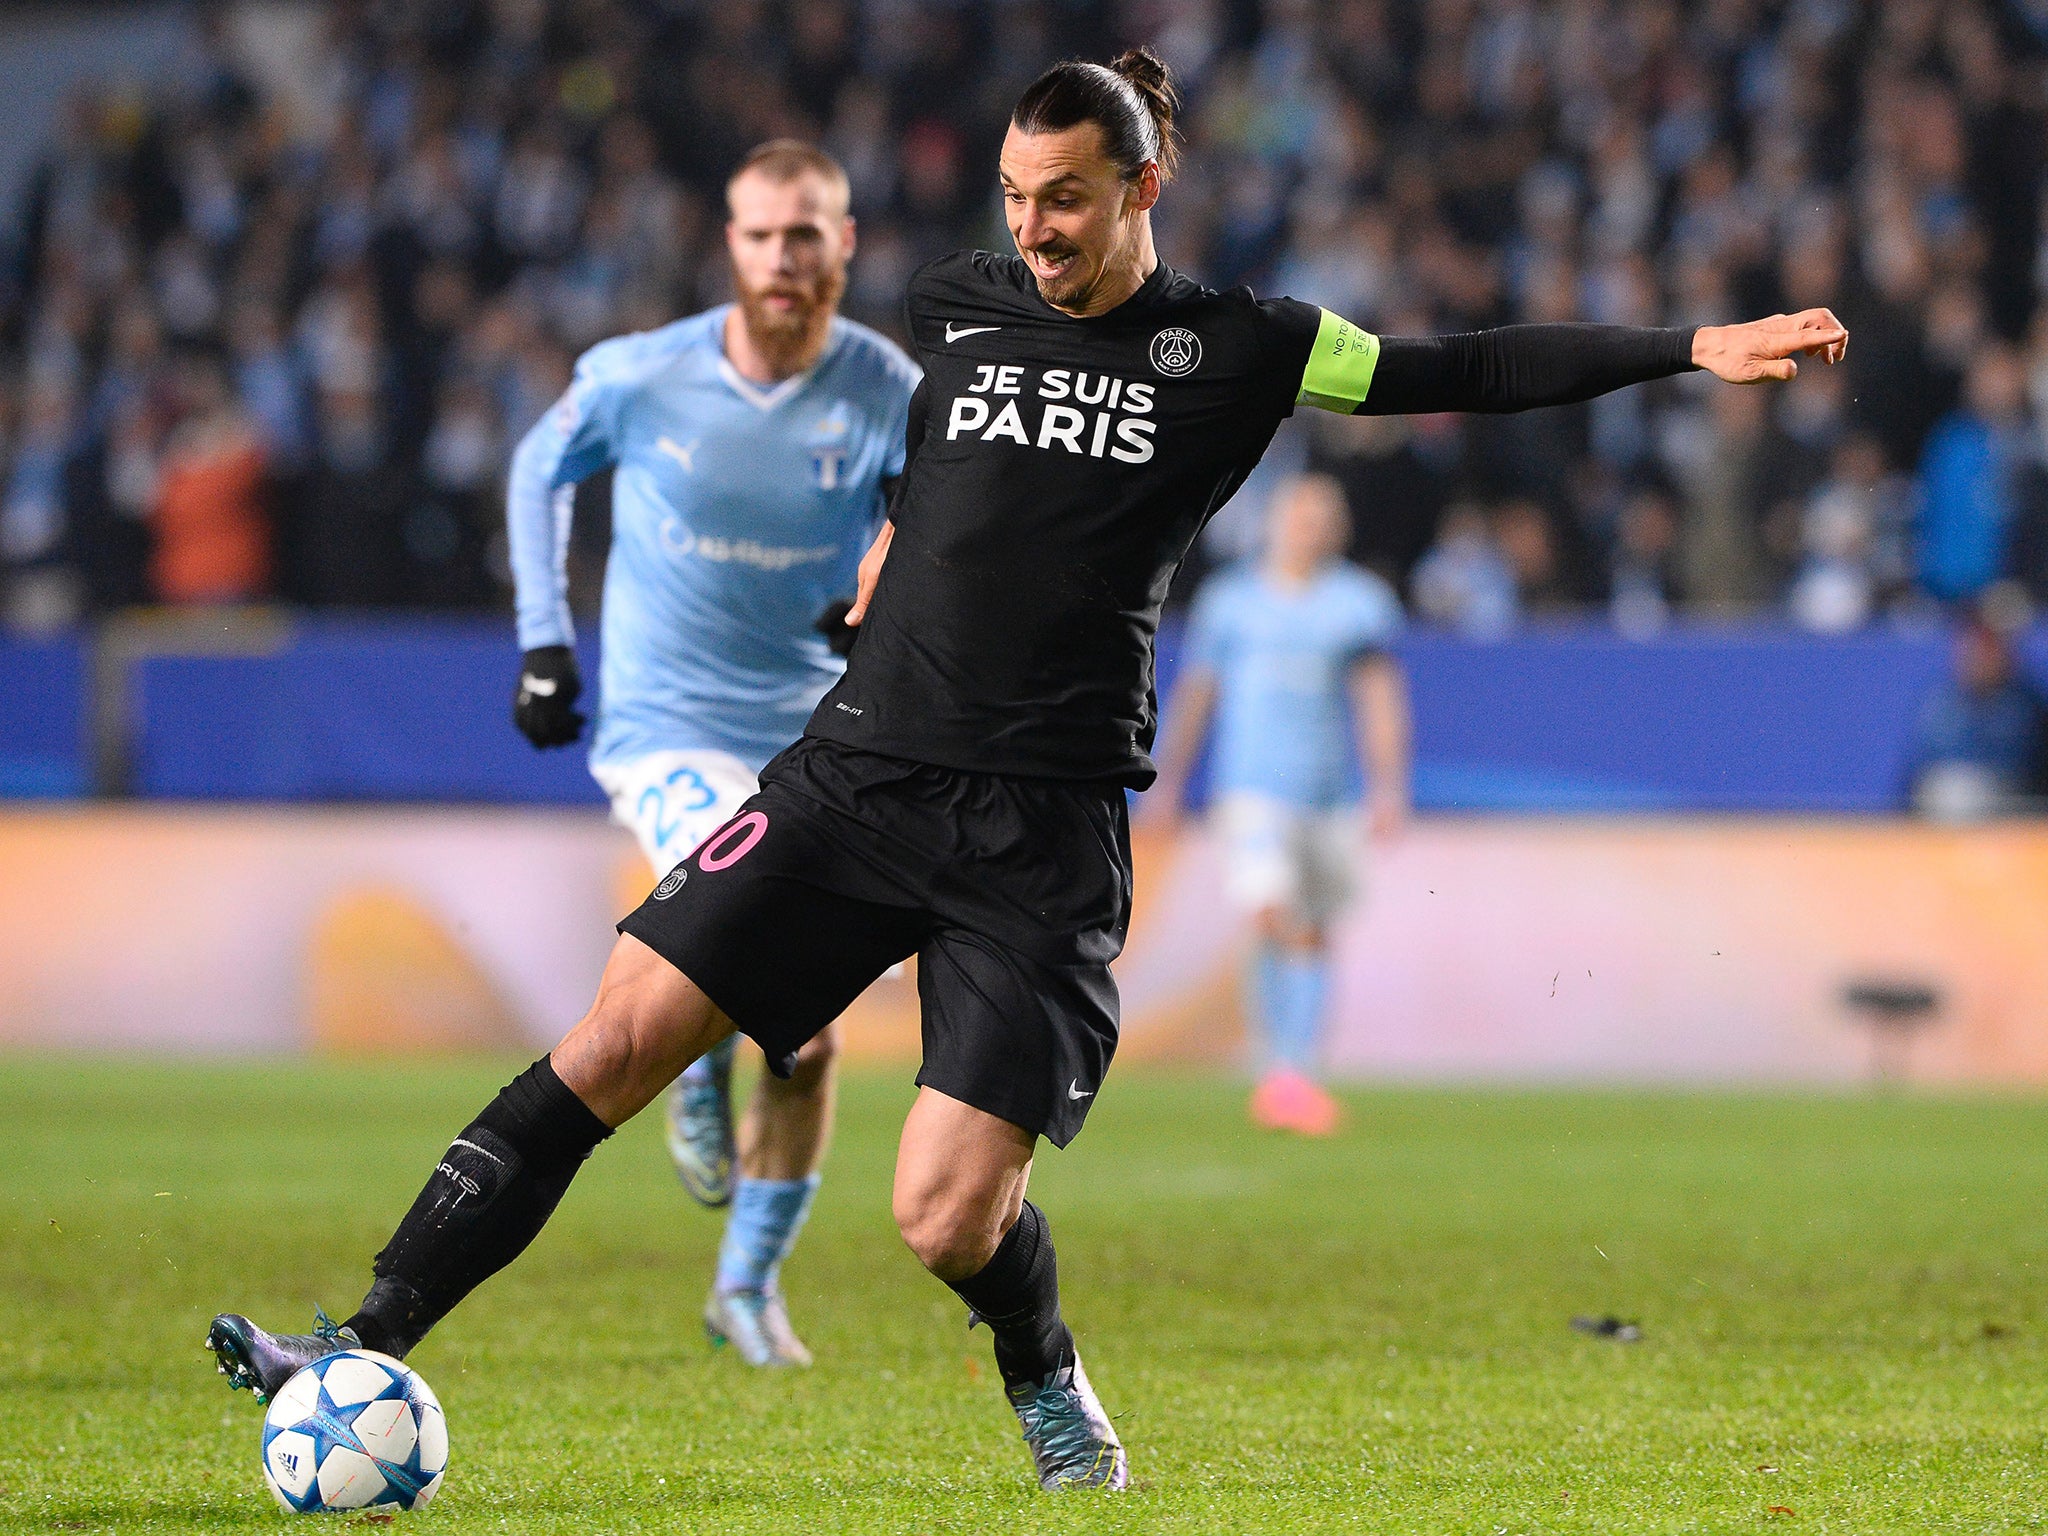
xmin=505 ymin=140 xmax=917 ymax=1365
xmin=1149 ymin=472 xmax=1409 ymax=1136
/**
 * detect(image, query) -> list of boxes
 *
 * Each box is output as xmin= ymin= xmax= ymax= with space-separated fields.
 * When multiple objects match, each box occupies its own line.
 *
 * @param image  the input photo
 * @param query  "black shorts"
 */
xmin=617 ymin=737 xmax=1131 ymax=1147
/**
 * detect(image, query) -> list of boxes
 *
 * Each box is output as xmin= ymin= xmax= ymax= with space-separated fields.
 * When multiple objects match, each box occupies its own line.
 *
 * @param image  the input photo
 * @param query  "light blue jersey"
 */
xmin=1184 ymin=560 xmax=1404 ymax=807
xmin=509 ymin=307 xmax=920 ymax=769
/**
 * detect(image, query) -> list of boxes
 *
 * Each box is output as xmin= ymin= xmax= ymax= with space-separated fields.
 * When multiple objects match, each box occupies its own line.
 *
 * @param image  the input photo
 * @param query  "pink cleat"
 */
xmin=1249 ymin=1069 xmax=1341 ymax=1137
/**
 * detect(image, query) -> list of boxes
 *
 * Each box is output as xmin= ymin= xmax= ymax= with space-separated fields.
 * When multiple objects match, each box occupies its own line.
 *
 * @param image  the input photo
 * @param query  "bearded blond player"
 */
xmin=497 ymin=140 xmax=917 ymax=1365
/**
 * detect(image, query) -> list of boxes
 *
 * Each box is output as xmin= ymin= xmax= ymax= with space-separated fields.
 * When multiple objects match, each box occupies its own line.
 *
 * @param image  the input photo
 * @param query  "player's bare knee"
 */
xmin=890 ymin=1185 xmax=928 ymax=1254
xmin=1256 ymin=906 xmax=1320 ymax=950
xmin=555 ymin=997 xmax=630 ymax=1088
xmin=787 ymin=1027 xmax=837 ymax=1084
xmin=1279 ymin=921 xmax=1324 ymax=953
xmin=571 ymin=970 xmax=702 ymax=1102
xmin=893 ymin=1178 xmax=1005 ymax=1279
xmin=754 ymin=1029 xmax=835 ymax=1106
xmin=895 ymin=1203 xmax=997 ymax=1281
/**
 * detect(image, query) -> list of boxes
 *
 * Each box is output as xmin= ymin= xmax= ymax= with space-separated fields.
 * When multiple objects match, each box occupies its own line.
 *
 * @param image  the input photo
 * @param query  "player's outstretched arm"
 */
xmin=1689 ymin=308 xmax=1847 ymax=383
xmin=1312 ymin=307 xmax=1848 ymax=418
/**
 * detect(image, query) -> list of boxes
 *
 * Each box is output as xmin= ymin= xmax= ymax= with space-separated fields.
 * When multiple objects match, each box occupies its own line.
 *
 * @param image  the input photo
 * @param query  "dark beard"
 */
xmin=1028 ymin=249 xmax=1090 ymax=310
xmin=1033 ymin=273 xmax=1089 ymax=308
xmin=734 ymin=268 xmax=845 ymax=377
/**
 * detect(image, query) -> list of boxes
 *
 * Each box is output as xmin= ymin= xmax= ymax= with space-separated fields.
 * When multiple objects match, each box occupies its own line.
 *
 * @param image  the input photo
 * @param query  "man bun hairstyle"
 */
xmin=1012 ymin=46 xmax=1182 ymax=183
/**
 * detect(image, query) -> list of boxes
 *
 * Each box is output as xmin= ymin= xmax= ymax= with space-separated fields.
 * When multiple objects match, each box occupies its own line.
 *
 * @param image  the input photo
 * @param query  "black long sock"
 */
xmin=344 ymin=1056 xmax=611 ymax=1357
xmin=946 ymin=1200 xmax=1074 ymax=1391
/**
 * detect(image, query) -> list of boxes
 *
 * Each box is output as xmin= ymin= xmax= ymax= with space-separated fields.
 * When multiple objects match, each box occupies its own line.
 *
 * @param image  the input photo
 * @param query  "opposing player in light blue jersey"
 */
xmin=1149 ymin=472 xmax=1411 ymax=1136
xmin=506 ymin=141 xmax=918 ymax=1365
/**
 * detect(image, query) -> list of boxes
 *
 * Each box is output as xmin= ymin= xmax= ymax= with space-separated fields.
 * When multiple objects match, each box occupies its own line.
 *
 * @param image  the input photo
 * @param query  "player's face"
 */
xmin=1269 ymin=479 xmax=1349 ymax=573
xmin=725 ymin=170 xmax=854 ymax=340
xmin=1000 ymin=122 xmax=1159 ymax=315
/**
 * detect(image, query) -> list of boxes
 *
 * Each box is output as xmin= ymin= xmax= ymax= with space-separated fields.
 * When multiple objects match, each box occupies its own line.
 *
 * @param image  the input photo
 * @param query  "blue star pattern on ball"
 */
xmin=259 ymin=1349 xmax=448 ymax=1512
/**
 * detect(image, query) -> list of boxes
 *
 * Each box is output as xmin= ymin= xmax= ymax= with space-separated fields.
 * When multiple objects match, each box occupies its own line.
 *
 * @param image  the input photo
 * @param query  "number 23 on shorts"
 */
xmin=637 ymin=764 xmax=718 ymax=855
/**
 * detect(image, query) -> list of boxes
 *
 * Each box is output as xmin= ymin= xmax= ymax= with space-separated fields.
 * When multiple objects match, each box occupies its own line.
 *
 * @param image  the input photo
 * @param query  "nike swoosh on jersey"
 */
xmin=945 ymin=323 xmax=1002 ymax=343
xmin=520 ymin=674 xmax=558 ymax=697
xmin=1067 ymin=1079 xmax=1094 ymax=1100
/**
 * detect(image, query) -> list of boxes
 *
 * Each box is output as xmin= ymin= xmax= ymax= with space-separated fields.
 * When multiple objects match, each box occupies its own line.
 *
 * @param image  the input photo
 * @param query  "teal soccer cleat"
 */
xmin=1007 ymin=1350 xmax=1128 ymax=1490
xmin=665 ymin=1036 xmax=738 ymax=1207
xmin=205 ymin=1309 xmax=359 ymax=1402
xmin=703 ymin=1287 xmax=813 ymax=1367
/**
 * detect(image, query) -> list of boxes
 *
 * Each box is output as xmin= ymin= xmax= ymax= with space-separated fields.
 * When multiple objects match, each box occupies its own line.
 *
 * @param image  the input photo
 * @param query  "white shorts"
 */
xmin=591 ymin=749 xmax=763 ymax=879
xmin=1214 ymin=793 xmax=1362 ymax=925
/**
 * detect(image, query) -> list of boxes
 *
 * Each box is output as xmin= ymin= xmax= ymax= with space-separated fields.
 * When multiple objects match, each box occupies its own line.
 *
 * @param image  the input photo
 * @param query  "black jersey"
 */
xmin=806 ymin=251 xmax=1323 ymax=786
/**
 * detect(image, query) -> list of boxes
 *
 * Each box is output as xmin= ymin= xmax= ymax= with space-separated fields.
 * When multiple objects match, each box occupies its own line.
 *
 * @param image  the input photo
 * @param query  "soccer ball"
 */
xmin=259 ymin=1349 xmax=448 ymax=1512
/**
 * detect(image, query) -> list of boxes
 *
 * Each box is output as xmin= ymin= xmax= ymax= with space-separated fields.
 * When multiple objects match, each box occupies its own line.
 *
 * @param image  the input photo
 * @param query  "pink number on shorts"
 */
xmin=698 ymin=810 xmax=769 ymax=871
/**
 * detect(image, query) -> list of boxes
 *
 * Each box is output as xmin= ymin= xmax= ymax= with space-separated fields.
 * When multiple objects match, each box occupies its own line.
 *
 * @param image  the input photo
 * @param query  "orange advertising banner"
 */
xmin=3 ymin=809 xmax=2045 ymax=1084
xmin=1117 ymin=821 xmax=2048 ymax=1084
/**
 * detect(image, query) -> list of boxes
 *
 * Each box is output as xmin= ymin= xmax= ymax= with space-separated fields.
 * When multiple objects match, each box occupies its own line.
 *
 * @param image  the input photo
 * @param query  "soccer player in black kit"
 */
xmin=210 ymin=50 xmax=1848 ymax=1492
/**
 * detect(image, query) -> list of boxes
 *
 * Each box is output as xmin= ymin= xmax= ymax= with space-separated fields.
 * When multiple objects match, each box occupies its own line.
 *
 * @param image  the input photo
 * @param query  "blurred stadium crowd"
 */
xmin=6 ymin=0 xmax=2048 ymax=637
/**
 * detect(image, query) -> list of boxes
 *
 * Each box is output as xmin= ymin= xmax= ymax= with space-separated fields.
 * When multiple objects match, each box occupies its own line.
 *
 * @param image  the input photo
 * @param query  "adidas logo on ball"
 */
xmin=260 ymin=1349 xmax=448 ymax=1513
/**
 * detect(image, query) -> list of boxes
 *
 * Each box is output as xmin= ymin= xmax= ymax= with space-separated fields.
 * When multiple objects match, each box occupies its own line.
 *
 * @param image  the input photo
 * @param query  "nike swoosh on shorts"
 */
xmin=521 ymin=674 xmax=558 ymax=696
xmin=1068 ymin=1080 xmax=1094 ymax=1100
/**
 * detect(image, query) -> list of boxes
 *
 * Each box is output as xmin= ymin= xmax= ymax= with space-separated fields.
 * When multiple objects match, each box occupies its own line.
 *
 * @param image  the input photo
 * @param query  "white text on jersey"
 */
xmin=945 ymin=367 xmax=1157 ymax=464
xmin=658 ymin=518 xmax=840 ymax=571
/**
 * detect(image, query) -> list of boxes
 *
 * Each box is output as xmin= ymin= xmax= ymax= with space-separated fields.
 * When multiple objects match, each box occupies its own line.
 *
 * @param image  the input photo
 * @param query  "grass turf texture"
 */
xmin=0 ymin=1060 xmax=2042 ymax=1533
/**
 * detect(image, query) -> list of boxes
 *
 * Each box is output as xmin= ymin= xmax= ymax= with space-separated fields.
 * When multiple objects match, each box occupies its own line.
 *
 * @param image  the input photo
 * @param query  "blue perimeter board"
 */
xmin=131 ymin=617 xmax=605 ymax=805
xmin=0 ymin=635 xmax=88 ymax=797
xmin=1396 ymin=627 xmax=1957 ymax=813
xmin=1153 ymin=619 xmax=2033 ymax=815
xmin=2 ymin=614 xmax=2033 ymax=811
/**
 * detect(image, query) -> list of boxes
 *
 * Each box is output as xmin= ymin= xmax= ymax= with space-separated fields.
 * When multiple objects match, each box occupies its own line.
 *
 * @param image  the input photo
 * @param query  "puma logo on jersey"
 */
xmin=945 ymin=323 xmax=1002 ymax=343
xmin=656 ymin=436 xmax=699 ymax=472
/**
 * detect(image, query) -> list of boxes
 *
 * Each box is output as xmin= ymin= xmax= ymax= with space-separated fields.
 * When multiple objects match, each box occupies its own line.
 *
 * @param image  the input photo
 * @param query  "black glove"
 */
xmin=513 ymin=644 xmax=586 ymax=748
xmin=814 ymin=598 xmax=859 ymax=658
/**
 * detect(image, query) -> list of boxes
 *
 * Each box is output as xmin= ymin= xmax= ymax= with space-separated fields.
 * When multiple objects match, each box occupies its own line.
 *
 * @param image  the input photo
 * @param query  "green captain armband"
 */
xmin=1297 ymin=308 xmax=1382 ymax=413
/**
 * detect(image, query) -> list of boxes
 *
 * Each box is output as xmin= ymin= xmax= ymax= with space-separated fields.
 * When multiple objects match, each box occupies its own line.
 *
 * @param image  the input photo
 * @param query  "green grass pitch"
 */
xmin=1 ymin=1058 xmax=2043 ymax=1533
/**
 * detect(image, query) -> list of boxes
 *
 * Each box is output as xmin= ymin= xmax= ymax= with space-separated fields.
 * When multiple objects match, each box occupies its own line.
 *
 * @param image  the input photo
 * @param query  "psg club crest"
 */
xmin=1149 ymin=326 xmax=1202 ymax=377
xmin=653 ymin=865 xmax=688 ymax=900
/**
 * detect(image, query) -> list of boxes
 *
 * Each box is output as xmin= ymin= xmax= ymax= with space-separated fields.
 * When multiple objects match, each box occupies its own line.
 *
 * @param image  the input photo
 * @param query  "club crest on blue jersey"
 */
xmin=809 ymin=407 xmax=851 ymax=490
